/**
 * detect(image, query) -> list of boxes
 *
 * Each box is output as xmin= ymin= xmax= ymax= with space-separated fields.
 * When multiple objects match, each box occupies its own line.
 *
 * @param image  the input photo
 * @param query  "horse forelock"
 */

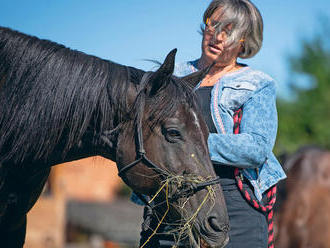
xmin=140 ymin=75 xmax=197 ymax=129
xmin=0 ymin=26 xmax=130 ymax=164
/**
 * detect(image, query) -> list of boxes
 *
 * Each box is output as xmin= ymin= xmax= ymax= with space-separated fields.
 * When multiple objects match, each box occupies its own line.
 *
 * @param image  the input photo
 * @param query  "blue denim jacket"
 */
xmin=174 ymin=60 xmax=286 ymax=201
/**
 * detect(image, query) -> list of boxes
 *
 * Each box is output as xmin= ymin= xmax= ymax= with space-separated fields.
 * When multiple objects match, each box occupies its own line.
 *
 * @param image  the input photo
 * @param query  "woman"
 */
xmin=138 ymin=0 xmax=286 ymax=247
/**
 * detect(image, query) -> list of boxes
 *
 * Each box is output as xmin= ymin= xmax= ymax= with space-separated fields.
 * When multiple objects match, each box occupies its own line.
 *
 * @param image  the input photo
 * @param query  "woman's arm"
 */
xmin=208 ymin=81 xmax=278 ymax=168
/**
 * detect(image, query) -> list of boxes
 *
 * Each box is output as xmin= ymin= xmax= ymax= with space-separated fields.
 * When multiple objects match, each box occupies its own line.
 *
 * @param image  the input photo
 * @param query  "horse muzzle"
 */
xmin=198 ymin=215 xmax=230 ymax=248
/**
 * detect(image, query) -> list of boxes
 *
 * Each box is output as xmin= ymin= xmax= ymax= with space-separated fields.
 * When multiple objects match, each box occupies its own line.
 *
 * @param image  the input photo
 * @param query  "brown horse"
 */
xmin=0 ymin=27 xmax=229 ymax=248
xmin=276 ymin=146 xmax=330 ymax=248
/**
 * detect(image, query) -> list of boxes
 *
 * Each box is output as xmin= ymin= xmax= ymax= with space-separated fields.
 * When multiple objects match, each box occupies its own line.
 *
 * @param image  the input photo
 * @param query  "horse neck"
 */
xmin=72 ymin=66 xmax=145 ymax=163
xmin=109 ymin=66 xmax=145 ymax=125
xmin=0 ymin=26 xmax=145 ymax=165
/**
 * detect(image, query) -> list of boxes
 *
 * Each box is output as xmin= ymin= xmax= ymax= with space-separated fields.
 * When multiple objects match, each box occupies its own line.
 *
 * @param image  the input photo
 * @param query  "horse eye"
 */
xmin=167 ymin=129 xmax=181 ymax=137
xmin=165 ymin=128 xmax=182 ymax=142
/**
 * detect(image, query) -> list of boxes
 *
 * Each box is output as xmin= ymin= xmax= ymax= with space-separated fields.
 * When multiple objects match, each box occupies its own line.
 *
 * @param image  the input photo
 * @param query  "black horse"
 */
xmin=0 ymin=27 xmax=229 ymax=248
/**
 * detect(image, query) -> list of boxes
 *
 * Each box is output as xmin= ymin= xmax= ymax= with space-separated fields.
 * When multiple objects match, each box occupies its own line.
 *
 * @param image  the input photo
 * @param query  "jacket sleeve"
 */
xmin=208 ymin=81 xmax=278 ymax=168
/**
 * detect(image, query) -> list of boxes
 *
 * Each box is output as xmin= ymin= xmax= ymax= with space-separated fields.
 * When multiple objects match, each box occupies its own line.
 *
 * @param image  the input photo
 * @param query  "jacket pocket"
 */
xmin=220 ymin=81 xmax=256 ymax=110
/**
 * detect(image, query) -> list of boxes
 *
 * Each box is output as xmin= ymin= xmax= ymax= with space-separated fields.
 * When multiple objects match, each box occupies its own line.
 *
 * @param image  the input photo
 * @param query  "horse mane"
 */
xmin=0 ymin=26 xmax=134 ymax=163
xmin=0 ymin=26 xmax=197 ymax=164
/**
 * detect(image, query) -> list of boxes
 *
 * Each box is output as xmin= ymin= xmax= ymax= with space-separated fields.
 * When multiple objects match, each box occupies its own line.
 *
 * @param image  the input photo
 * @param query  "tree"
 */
xmin=275 ymin=18 xmax=330 ymax=155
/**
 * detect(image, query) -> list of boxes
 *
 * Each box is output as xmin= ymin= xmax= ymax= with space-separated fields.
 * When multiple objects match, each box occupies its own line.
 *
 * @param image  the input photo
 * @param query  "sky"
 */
xmin=1 ymin=0 xmax=329 ymax=98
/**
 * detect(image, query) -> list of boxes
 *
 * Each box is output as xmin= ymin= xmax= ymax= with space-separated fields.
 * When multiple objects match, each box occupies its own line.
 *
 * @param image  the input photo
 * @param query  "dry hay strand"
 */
xmin=140 ymin=173 xmax=217 ymax=248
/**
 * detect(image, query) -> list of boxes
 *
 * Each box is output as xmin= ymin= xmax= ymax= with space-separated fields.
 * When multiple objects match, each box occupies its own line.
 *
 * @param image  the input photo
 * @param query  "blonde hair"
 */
xmin=201 ymin=0 xmax=263 ymax=58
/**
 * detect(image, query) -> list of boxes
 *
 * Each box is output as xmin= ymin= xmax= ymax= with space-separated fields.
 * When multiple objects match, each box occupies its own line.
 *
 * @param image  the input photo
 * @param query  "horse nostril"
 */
xmin=207 ymin=216 xmax=222 ymax=232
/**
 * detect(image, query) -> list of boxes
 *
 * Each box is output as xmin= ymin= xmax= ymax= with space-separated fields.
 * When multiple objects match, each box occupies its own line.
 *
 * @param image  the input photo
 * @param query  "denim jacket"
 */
xmin=174 ymin=60 xmax=286 ymax=201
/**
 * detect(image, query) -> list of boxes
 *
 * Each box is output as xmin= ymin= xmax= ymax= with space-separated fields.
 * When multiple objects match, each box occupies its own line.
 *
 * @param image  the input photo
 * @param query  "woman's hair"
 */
xmin=201 ymin=0 xmax=263 ymax=58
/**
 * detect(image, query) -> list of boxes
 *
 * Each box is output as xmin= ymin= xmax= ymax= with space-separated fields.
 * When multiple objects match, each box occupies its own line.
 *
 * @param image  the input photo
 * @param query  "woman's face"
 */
xmin=201 ymin=8 xmax=242 ymax=67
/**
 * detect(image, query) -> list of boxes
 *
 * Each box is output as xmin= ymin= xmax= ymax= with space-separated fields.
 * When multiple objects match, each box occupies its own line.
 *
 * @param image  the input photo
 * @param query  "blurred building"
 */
xmin=24 ymin=156 xmax=142 ymax=248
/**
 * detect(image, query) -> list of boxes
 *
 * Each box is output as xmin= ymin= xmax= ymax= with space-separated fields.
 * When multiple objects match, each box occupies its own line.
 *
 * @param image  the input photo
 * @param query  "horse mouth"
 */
xmin=199 ymin=235 xmax=229 ymax=248
xmin=200 ymin=236 xmax=229 ymax=248
xmin=189 ymin=224 xmax=229 ymax=248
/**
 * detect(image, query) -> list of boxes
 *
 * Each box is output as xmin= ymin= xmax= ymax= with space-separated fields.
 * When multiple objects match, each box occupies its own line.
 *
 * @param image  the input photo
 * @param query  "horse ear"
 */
xmin=148 ymin=48 xmax=177 ymax=96
xmin=180 ymin=61 xmax=215 ymax=88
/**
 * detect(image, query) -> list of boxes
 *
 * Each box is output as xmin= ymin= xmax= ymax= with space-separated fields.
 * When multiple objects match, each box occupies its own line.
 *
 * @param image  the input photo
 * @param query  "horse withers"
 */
xmin=0 ymin=26 xmax=228 ymax=248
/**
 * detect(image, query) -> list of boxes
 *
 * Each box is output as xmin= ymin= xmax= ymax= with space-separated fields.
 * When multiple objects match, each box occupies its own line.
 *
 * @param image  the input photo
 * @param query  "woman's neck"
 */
xmin=197 ymin=57 xmax=244 ymax=87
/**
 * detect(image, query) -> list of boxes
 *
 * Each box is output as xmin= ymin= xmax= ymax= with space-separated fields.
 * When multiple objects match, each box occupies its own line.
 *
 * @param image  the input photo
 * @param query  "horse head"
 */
xmin=114 ymin=49 xmax=229 ymax=248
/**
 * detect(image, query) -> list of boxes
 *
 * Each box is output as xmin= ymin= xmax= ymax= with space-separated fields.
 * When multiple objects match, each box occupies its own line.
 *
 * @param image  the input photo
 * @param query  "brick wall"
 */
xmin=25 ymin=192 xmax=65 ymax=248
xmin=25 ymin=156 xmax=124 ymax=247
xmin=53 ymin=156 xmax=122 ymax=202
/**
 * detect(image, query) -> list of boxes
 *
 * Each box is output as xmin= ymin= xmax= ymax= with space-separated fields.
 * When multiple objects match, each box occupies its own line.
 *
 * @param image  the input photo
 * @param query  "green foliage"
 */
xmin=275 ymin=18 xmax=330 ymax=155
